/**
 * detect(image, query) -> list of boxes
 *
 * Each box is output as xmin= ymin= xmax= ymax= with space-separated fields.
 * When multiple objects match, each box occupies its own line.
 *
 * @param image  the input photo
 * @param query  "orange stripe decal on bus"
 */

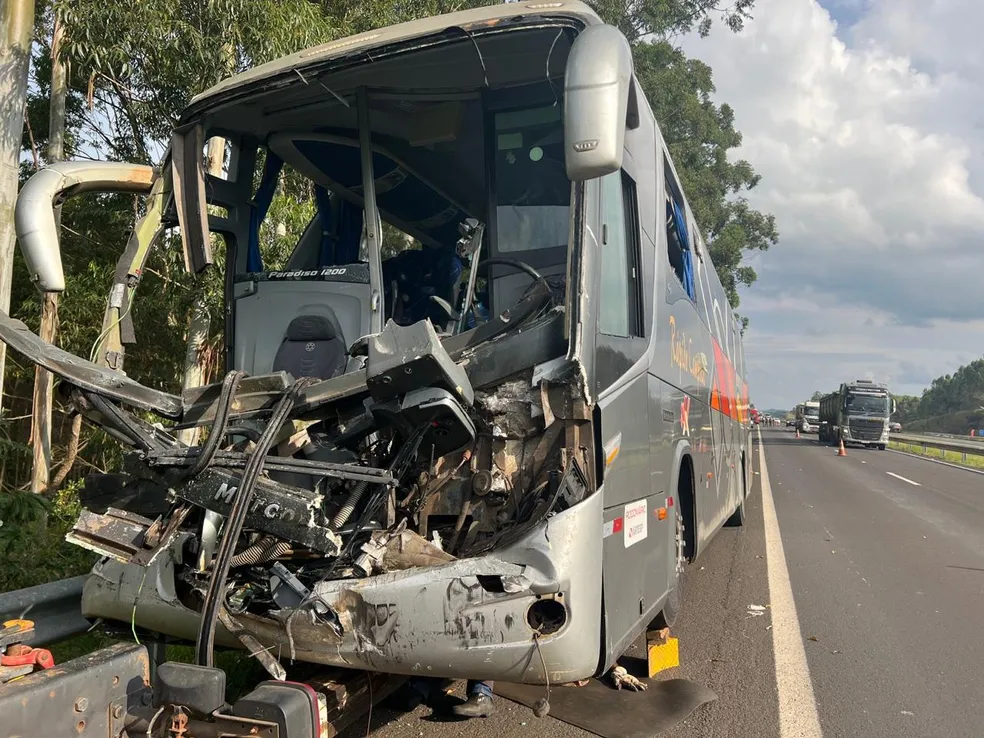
xmin=711 ymin=338 xmax=741 ymax=421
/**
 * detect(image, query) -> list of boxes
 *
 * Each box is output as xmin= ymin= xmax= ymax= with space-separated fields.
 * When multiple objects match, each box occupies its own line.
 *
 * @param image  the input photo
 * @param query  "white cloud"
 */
xmin=852 ymin=0 xmax=984 ymax=78
xmin=679 ymin=0 xmax=984 ymax=409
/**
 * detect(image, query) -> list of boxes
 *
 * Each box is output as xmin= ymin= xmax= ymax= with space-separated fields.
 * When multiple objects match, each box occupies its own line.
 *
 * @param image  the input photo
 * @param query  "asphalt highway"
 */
xmin=342 ymin=428 xmax=984 ymax=738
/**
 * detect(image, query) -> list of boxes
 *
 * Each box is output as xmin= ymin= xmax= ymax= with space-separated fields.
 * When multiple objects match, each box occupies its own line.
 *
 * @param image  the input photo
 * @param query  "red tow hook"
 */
xmin=1 ymin=644 xmax=55 ymax=670
xmin=0 ymin=619 xmax=56 ymax=676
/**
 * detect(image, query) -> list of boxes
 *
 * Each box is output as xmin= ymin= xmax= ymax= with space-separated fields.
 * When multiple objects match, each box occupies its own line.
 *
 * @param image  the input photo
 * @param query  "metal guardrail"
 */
xmin=892 ymin=433 xmax=984 ymax=459
xmin=0 ymin=576 xmax=90 ymax=645
xmin=902 ymin=431 xmax=984 ymax=444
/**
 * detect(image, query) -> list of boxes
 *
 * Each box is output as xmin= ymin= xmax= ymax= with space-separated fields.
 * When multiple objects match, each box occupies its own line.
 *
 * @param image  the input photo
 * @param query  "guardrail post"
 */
xmin=893 ymin=433 xmax=984 ymax=465
xmin=147 ymin=636 xmax=166 ymax=685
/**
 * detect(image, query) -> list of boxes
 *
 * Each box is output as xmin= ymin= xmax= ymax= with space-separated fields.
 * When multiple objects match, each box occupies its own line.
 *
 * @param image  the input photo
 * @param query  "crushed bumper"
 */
xmin=83 ymin=489 xmax=603 ymax=685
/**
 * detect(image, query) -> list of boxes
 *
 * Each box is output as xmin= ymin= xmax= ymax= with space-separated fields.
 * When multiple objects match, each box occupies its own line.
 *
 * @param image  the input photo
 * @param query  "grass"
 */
xmin=889 ymin=440 xmax=984 ymax=471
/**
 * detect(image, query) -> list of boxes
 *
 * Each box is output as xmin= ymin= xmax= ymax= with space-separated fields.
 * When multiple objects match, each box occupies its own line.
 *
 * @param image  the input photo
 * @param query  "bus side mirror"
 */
xmin=563 ymin=24 xmax=634 ymax=182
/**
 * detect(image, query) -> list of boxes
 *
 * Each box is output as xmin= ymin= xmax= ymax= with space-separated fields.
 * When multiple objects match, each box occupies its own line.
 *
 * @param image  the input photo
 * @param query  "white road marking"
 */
xmin=886 ymin=471 xmax=921 ymax=486
xmin=758 ymin=429 xmax=824 ymax=738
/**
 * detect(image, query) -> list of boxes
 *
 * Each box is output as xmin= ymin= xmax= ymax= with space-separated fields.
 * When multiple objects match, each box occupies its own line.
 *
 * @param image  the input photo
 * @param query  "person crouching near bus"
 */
xmin=389 ymin=676 xmax=496 ymax=718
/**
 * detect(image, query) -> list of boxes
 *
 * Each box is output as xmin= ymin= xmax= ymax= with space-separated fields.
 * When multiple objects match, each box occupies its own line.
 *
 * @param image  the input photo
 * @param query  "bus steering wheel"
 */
xmin=477 ymin=257 xmax=544 ymax=283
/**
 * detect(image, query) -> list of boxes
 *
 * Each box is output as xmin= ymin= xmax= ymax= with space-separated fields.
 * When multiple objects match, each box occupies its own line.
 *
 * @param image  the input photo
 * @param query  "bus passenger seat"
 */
xmin=272 ymin=314 xmax=347 ymax=380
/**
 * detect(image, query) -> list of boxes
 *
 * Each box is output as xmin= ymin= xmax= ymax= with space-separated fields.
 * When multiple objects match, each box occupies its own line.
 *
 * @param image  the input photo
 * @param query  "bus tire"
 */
xmin=653 ymin=507 xmax=684 ymax=629
xmin=725 ymin=456 xmax=747 ymax=528
xmin=725 ymin=494 xmax=746 ymax=527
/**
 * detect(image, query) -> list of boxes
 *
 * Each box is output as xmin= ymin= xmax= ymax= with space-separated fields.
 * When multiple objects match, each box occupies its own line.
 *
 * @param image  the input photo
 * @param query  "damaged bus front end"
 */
xmin=3 ymin=2 xmax=640 ymax=685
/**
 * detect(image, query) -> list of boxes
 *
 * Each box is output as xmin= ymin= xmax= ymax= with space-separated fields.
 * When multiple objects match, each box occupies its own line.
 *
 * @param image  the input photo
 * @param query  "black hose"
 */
xmin=225 ymin=425 xmax=262 ymax=443
xmin=186 ymin=370 xmax=246 ymax=479
xmin=195 ymin=377 xmax=316 ymax=667
xmin=85 ymin=393 xmax=161 ymax=452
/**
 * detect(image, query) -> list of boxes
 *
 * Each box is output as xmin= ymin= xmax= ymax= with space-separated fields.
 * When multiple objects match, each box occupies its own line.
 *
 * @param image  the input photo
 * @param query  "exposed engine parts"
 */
xmin=63 ymin=306 xmax=591 ymax=674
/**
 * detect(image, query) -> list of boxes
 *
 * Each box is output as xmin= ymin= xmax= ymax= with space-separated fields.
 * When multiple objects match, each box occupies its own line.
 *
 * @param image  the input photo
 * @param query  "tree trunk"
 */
xmin=0 ymin=0 xmax=36 ymax=415
xmin=31 ymin=14 xmax=67 ymax=493
xmin=47 ymin=412 xmax=81 ymax=494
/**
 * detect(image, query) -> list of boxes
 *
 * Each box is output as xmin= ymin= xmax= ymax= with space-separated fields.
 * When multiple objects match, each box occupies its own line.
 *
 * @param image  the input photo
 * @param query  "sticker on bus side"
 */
xmin=624 ymin=499 xmax=648 ymax=548
xmin=604 ymin=432 xmax=622 ymax=469
xmin=603 ymin=517 xmax=624 ymax=539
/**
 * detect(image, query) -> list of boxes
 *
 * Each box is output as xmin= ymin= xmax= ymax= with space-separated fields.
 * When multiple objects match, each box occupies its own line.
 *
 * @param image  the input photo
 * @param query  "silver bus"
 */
xmin=5 ymin=1 xmax=752 ymax=686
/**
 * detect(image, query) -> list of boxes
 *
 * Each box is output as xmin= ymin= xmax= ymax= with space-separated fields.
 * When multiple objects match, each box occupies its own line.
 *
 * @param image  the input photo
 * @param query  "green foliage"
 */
xmin=56 ymin=0 xmax=344 ymax=159
xmin=916 ymin=360 xmax=984 ymax=419
xmin=590 ymin=0 xmax=755 ymax=41
xmin=258 ymin=167 xmax=319 ymax=272
xmin=892 ymin=394 xmax=920 ymax=424
xmin=891 ymin=359 xmax=984 ymax=434
xmin=0 ymin=482 xmax=99 ymax=592
xmin=632 ymin=40 xmax=777 ymax=308
xmin=314 ymin=0 xmax=496 ymax=34
xmin=888 ymin=358 xmax=984 ymax=433
xmin=904 ymin=409 xmax=984 ymax=435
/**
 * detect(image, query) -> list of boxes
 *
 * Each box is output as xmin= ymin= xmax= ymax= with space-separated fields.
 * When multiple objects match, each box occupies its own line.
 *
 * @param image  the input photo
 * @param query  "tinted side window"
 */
xmin=664 ymin=162 xmax=697 ymax=301
xmin=599 ymin=170 xmax=643 ymax=338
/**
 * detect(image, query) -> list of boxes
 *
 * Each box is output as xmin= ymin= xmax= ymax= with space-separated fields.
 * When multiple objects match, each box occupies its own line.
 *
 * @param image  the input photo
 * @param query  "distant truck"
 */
xmin=819 ymin=380 xmax=896 ymax=450
xmin=796 ymin=401 xmax=820 ymax=433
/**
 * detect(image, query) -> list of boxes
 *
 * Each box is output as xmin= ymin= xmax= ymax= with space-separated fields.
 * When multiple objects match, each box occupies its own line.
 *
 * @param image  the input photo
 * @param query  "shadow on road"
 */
xmin=337 ymin=704 xmax=405 ymax=738
xmin=756 ymin=433 xmax=826 ymax=447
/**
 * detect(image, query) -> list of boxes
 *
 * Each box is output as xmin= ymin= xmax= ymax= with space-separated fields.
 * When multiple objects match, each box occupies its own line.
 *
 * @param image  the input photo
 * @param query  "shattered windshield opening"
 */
xmin=494 ymin=105 xmax=570 ymax=254
xmin=489 ymin=103 xmax=571 ymax=315
xmin=66 ymin=80 xmax=574 ymax=633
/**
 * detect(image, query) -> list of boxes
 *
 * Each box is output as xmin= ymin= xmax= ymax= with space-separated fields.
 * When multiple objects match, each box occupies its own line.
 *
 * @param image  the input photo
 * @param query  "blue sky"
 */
xmin=682 ymin=0 xmax=984 ymax=409
xmin=819 ymin=0 xmax=868 ymax=29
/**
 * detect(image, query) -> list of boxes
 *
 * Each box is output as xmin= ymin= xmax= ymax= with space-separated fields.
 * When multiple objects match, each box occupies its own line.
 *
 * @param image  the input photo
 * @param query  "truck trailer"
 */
xmin=819 ymin=380 xmax=895 ymax=449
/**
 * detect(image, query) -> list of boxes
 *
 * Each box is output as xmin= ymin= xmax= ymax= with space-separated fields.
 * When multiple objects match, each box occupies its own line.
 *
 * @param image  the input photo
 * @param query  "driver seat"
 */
xmin=272 ymin=313 xmax=347 ymax=380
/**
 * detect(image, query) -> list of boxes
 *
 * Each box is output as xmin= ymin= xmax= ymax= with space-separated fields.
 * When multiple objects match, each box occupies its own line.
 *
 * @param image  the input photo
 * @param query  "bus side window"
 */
xmin=663 ymin=162 xmax=696 ymax=302
xmin=599 ymin=170 xmax=644 ymax=338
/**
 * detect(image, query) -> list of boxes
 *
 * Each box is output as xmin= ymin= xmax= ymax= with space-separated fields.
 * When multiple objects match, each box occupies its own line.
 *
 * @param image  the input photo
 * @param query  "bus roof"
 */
xmin=185 ymin=1 xmax=600 ymax=114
